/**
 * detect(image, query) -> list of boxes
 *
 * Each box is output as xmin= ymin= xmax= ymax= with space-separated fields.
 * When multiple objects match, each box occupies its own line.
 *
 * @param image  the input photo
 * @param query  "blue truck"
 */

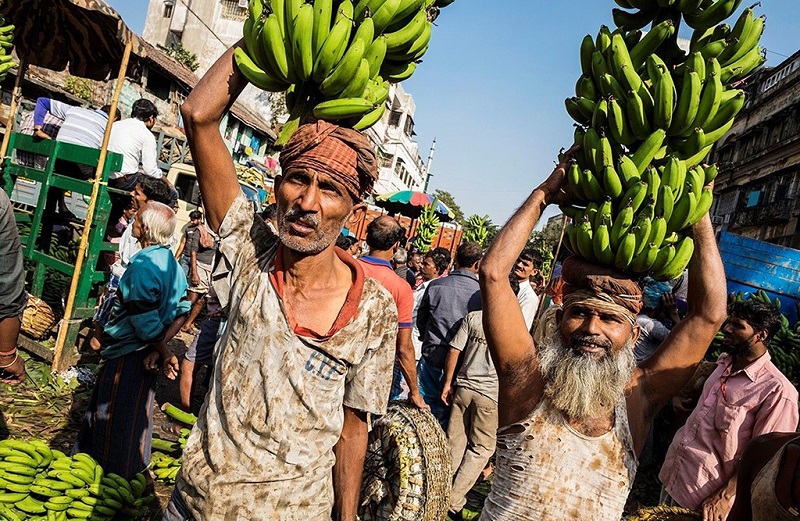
xmin=718 ymin=231 xmax=800 ymax=324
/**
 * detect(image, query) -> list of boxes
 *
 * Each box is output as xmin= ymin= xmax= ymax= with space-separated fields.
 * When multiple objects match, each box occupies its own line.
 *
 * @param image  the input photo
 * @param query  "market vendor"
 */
xmin=0 ymin=188 xmax=26 ymax=385
xmin=164 ymin=43 xmax=396 ymax=521
xmin=476 ymin=154 xmax=728 ymax=521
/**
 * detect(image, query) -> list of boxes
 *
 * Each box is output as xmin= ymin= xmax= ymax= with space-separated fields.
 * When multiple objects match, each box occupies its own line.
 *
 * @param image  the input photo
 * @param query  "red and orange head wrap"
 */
xmin=279 ymin=120 xmax=378 ymax=201
xmin=560 ymin=256 xmax=643 ymax=324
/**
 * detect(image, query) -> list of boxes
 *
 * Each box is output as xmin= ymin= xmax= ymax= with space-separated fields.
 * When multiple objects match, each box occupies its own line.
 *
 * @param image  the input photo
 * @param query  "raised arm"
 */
xmin=479 ymin=157 xmax=572 ymax=427
xmin=180 ymin=44 xmax=248 ymax=231
xmin=636 ymin=213 xmax=727 ymax=416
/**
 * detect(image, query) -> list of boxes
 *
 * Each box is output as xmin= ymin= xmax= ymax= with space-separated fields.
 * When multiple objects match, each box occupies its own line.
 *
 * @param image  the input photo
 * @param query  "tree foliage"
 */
xmin=432 ymin=189 xmax=465 ymax=227
xmin=162 ymin=43 xmax=199 ymax=72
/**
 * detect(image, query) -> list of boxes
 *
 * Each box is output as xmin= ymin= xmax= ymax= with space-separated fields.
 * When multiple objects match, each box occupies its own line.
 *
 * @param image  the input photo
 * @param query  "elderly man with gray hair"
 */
xmin=76 ymin=201 xmax=191 ymax=480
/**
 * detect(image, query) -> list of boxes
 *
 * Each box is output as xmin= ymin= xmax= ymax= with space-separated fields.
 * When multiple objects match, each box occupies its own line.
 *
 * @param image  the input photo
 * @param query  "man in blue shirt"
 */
xmin=76 ymin=201 xmax=190 ymax=479
xmin=417 ymin=242 xmax=483 ymax=429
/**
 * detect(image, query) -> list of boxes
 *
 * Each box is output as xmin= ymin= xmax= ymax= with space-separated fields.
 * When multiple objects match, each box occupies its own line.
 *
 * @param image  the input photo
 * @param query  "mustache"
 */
xmin=282 ymin=208 xmax=319 ymax=228
xmin=568 ymin=334 xmax=612 ymax=352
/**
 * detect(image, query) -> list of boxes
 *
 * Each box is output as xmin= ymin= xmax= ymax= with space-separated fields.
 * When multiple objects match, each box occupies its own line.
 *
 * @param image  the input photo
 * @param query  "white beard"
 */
xmin=538 ymin=333 xmax=636 ymax=421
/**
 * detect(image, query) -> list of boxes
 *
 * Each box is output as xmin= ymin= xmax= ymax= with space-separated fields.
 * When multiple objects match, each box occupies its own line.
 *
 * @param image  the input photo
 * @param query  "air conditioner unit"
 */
xmin=238 ymin=0 xmax=248 ymax=8
xmin=711 ymin=215 xmax=724 ymax=225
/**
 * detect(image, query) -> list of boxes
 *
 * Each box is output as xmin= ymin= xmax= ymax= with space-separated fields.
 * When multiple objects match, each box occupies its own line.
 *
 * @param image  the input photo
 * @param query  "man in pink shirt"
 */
xmin=660 ymin=298 xmax=799 ymax=520
xmin=358 ymin=216 xmax=427 ymax=410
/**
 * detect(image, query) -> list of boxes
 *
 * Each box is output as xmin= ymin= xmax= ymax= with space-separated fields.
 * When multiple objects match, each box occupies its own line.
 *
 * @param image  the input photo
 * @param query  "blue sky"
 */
xmin=107 ymin=0 xmax=798 ymax=227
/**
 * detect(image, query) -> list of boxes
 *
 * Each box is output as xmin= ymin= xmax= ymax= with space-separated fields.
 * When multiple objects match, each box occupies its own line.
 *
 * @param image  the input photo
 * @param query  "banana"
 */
xmin=626 ymin=88 xmax=651 ymax=141
xmin=567 ymin=161 xmax=588 ymax=201
xmin=703 ymin=163 xmax=719 ymax=184
xmin=365 ymin=78 xmax=391 ymax=104
xmin=576 ymin=75 xmax=599 ymax=101
xmin=29 ymin=441 xmax=53 ymax=469
xmin=602 ymin=165 xmax=624 ymax=199
xmin=662 ymin=155 xmax=686 ymax=196
xmin=234 ymin=47 xmax=290 ymax=92
xmin=0 ymin=504 xmax=21 ymax=521
xmin=312 ymin=0 xmax=333 ymax=57
xmin=642 ymin=165 xmax=661 ymax=203
xmin=630 ymin=19 xmax=674 ymax=71
xmin=260 ymin=14 xmax=292 ymax=83
xmin=313 ymin=97 xmax=374 ymax=119
xmin=653 ymin=65 xmax=675 ymax=130
xmin=609 ymin=33 xmax=635 ymax=80
xmin=384 ymin=6 xmax=427 ymax=51
xmin=596 ymin=133 xmax=614 ymax=173
xmin=339 ymin=59 xmax=372 ymax=99
xmin=720 ymin=11 xmax=764 ymax=66
xmin=592 ymin=98 xmax=609 ymax=129
xmin=270 ymin=0 xmax=286 ymax=36
xmin=580 ymin=34 xmax=596 ymax=77
xmin=594 ymin=219 xmax=616 ymax=266
xmin=654 ymin=236 xmax=695 ymax=281
xmin=595 ymin=198 xmax=614 ymax=230
xmin=381 ymin=60 xmax=416 ymax=82
xmin=49 ymin=470 xmax=87 ymax=488
xmin=669 ymin=70 xmax=702 ymax=136
xmin=596 ymin=25 xmax=613 ymax=57
xmin=649 ymin=215 xmax=668 ymax=248
xmin=583 ymin=127 xmax=601 ymax=173
xmin=0 ymin=472 xmax=34 ymax=485
xmin=651 ymin=243 xmax=677 ymax=274
xmin=693 ymin=72 xmax=722 ymax=131
xmin=0 ymin=464 xmax=37 ymax=477
xmin=386 ymin=19 xmax=430 ymax=61
xmin=610 ymin=201 xmax=634 ymax=251
xmin=615 ymin=230 xmax=638 ymax=271
xmin=320 ymin=39 xmax=367 ymax=96
xmin=667 ymin=187 xmax=697 ymax=234
xmin=689 ymin=187 xmax=714 ymax=224
xmin=631 ymin=242 xmax=659 ymax=272
xmin=678 ymin=0 xmax=704 ymax=14
xmin=683 ymin=144 xmax=713 ymax=169
xmin=363 ymin=35 xmax=389 ymax=79
xmin=620 ymin=180 xmax=649 ymax=213
xmin=3 ymin=442 xmax=41 ymax=465
xmin=390 ymin=0 xmax=426 ymax=26
xmin=566 ymin=98 xmax=591 ymax=126
xmin=576 ymin=218 xmax=596 ymax=262
xmin=591 ymin=51 xmax=611 ymax=88
xmin=633 ymin=215 xmax=652 ymax=256
xmin=720 ymin=44 xmax=765 ymax=84
xmin=631 ymin=129 xmax=667 ymax=175
xmin=672 ymin=127 xmax=706 ymax=158
xmin=599 ymin=73 xmax=627 ymax=102
xmin=29 ymin=484 xmax=61 ymax=497
xmin=582 ymin=169 xmax=606 ymax=201
xmin=617 ymin=155 xmax=641 ymax=189
xmin=684 ymin=0 xmax=744 ymax=31
xmin=684 ymin=51 xmax=707 ymax=80
xmin=0 ymin=493 xmax=26 ymax=504
xmin=312 ymin=1 xmax=354 ymax=82
xmin=353 ymin=103 xmax=386 ymax=130
xmin=655 ymin=183 xmax=676 ymax=222
xmin=2 ymin=455 xmax=37 ymax=468
xmin=15 ymin=495 xmax=46 ymax=514
xmin=608 ymin=96 xmax=636 ymax=146
xmin=65 ymin=488 xmax=89 ymax=499
xmin=612 ymin=5 xmax=658 ymax=31
xmin=576 ymin=96 xmax=598 ymax=121
xmin=33 ymin=478 xmax=72 ymax=491
xmin=372 ymin=0 xmax=403 ymax=34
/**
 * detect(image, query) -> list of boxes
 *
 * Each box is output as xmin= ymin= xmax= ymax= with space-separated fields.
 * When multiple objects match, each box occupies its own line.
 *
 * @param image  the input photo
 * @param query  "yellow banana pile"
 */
xmin=0 ymin=439 xmax=153 ymax=521
xmin=238 ymin=0 xmax=456 ymax=143
xmin=0 ymin=16 xmax=16 ymax=82
xmin=562 ymin=0 xmax=765 ymax=280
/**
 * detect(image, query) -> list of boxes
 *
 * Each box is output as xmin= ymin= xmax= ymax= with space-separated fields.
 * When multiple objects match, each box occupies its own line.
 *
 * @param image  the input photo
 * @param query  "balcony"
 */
xmin=731 ymin=198 xmax=798 ymax=228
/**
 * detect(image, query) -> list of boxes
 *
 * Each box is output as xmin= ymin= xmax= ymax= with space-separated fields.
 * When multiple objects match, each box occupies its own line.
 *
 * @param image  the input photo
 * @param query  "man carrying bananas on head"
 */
xmin=162 ymin=43 xmax=397 ymax=521
xmin=475 ymin=149 xmax=727 ymax=521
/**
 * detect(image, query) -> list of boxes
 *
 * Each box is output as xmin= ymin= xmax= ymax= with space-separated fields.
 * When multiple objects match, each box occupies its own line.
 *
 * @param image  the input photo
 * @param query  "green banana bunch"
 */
xmin=0 ymin=17 xmax=16 ymax=82
xmin=0 ymin=439 xmax=154 ymax=521
xmin=463 ymin=214 xmax=491 ymax=248
xmin=239 ymin=0 xmax=455 ymax=144
xmin=415 ymin=203 xmax=440 ymax=254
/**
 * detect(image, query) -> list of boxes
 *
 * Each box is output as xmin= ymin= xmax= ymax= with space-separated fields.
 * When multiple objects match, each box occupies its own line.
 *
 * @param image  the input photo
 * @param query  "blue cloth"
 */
xmin=101 ymin=245 xmax=190 ymax=359
xmin=417 ymin=269 xmax=481 ymax=368
xmin=418 ymin=358 xmax=450 ymax=430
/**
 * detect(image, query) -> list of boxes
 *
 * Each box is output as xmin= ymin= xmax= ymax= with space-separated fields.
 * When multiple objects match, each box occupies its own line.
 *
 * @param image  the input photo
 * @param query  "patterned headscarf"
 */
xmin=279 ymin=121 xmax=378 ymax=201
xmin=561 ymin=256 xmax=643 ymax=321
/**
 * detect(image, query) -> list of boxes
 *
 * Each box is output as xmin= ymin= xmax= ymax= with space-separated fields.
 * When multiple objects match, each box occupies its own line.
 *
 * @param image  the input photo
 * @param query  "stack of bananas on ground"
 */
xmin=709 ymin=291 xmax=800 ymax=382
xmin=237 ymin=0 xmax=456 ymax=143
xmin=0 ymin=16 xmax=16 ymax=82
xmin=561 ymin=0 xmax=765 ymax=280
xmin=150 ymin=403 xmax=197 ymax=485
xmin=0 ymin=439 xmax=153 ymax=520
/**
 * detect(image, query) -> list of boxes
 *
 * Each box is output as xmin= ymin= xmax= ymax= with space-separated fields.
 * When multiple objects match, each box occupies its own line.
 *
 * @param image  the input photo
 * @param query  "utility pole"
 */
xmin=423 ymin=138 xmax=436 ymax=192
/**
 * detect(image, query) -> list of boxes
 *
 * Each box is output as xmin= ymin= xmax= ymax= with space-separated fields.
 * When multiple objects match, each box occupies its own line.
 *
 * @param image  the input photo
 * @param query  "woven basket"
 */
xmin=20 ymin=295 xmax=57 ymax=340
xmin=629 ymin=506 xmax=702 ymax=521
xmin=359 ymin=402 xmax=452 ymax=521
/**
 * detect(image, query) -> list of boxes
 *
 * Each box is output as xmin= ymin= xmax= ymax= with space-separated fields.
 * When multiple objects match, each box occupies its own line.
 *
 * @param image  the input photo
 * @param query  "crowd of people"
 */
xmin=0 ymin=40 xmax=799 ymax=521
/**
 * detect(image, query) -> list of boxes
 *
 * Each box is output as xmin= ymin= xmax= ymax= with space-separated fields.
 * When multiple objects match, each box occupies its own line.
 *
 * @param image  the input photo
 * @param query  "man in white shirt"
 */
xmin=108 ymin=98 xmax=163 ymax=190
xmin=513 ymin=249 xmax=541 ymax=331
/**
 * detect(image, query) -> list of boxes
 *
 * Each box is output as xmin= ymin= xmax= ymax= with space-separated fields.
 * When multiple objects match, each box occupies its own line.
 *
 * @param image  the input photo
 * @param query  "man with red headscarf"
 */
xmin=163 ymin=44 xmax=397 ymax=521
xmin=475 ymin=153 xmax=727 ymax=521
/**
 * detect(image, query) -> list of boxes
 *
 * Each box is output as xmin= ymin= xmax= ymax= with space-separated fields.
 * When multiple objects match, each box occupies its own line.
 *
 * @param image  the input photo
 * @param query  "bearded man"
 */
xmin=660 ymin=299 xmax=798 ymax=520
xmin=163 ymin=44 xmax=397 ymax=521
xmin=476 ymin=152 xmax=728 ymax=521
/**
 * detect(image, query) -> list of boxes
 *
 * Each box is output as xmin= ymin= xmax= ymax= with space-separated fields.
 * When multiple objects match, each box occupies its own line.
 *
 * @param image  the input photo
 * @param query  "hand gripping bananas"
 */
xmin=0 ymin=438 xmax=154 ymax=521
xmin=562 ymin=0 xmax=765 ymax=279
xmin=240 ymin=0 xmax=456 ymax=144
xmin=0 ymin=16 xmax=16 ymax=82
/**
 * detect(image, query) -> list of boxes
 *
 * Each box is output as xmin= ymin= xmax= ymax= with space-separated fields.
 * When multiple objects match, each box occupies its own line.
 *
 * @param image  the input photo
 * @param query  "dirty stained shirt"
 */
xmin=480 ymin=398 xmax=638 ymax=521
xmin=175 ymin=194 xmax=397 ymax=520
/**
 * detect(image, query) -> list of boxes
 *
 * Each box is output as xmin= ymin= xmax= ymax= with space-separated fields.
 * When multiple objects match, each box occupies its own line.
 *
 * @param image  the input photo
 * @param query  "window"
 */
xmin=146 ymin=69 xmax=171 ymax=101
xmin=175 ymin=173 xmax=201 ymax=206
xmin=378 ymin=149 xmax=393 ymax=169
xmin=163 ymin=1 xmax=174 ymax=17
xmin=388 ymin=110 xmax=402 ymax=127
xmin=221 ymin=0 xmax=248 ymax=21
xmin=394 ymin=158 xmax=405 ymax=178
xmin=404 ymin=115 xmax=414 ymax=137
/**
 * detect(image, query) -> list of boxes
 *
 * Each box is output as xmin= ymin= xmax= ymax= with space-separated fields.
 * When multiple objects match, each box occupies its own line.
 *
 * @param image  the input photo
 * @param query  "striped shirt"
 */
xmin=33 ymin=98 xmax=108 ymax=149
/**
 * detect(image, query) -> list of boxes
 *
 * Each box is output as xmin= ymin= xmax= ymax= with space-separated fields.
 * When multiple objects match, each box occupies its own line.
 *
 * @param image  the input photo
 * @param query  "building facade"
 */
xmin=363 ymin=83 xmax=430 ymax=195
xmin=709 ymin=49 xmax=800 ymax=247
xmin=143 ymin=0 xmax=273 ymax=129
